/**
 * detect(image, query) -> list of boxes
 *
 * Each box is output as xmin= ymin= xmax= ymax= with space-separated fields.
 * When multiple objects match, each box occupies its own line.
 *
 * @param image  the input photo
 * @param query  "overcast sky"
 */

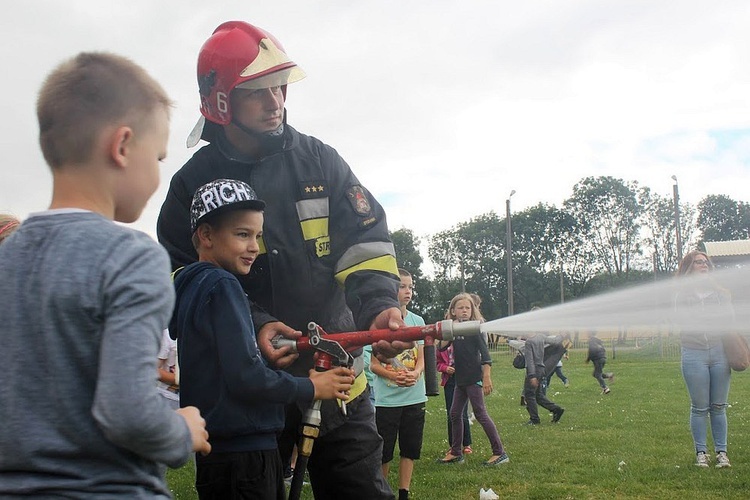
xmin=2 ymin=1 xmax=749 ymax=245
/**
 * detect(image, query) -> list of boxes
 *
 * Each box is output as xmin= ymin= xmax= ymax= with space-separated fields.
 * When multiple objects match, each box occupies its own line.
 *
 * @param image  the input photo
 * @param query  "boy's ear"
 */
xmin=110 ymin=126 xmax=134 ymax=168
xmin=196 ymin=223 xmax=214 ymax=248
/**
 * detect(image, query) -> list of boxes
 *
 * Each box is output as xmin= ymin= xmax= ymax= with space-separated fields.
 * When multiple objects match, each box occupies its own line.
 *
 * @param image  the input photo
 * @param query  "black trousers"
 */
xmin=279 ymin=390 xmax=394 ymax=500
xmin=195 ymin=449 xmax=285 ymax=500
xmin=524 ymin=375 xmax=562 ymax=424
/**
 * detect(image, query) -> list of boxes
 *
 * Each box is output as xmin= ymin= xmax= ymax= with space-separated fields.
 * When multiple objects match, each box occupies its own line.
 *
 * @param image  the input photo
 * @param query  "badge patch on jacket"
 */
xmin=347 ymin=185 xmax=372 ymax=216
xmin=316 ymin=236 xmax=331 ymax=257
xmin=299 ymin=180 xmax=328 ymax=199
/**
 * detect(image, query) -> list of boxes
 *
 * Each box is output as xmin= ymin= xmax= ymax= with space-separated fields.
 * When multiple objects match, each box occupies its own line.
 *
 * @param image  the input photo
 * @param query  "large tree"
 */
xmin=390 ymin=227 xmax=431 ymax=317
xmin=507 ymin=203 xmax=593 ymax=308
xmin=428 ymin=213 xmax=505 ymax=321
xmin=564 ymin=176 xmax=643 ymax=283
xmin=697 ymin=195 xmax=750 ymax=243
xmin=390 ymin=228 xmax=423 ymax=279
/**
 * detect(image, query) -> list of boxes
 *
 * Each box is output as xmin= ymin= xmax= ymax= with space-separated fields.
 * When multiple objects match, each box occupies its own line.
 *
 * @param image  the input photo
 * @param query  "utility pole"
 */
xmin=459 ymin=254 xmax=465 ymax=293
xmin=506 ymin=190 xmax=516 ymax=316
xmin=559 ymin=265 xmax=564 ymax=303
xmin=672 ymin=175 xmax=683 ymax=263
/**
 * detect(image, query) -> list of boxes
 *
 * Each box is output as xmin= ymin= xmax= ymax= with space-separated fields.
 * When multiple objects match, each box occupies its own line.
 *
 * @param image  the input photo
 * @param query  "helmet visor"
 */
xmin=235 ymin=66 xmax=306 ymax=90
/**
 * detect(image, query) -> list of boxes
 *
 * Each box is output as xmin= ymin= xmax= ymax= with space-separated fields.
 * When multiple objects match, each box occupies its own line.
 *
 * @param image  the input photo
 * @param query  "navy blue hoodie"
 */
xmin=170 ymin=262 xmax=315 ymax=453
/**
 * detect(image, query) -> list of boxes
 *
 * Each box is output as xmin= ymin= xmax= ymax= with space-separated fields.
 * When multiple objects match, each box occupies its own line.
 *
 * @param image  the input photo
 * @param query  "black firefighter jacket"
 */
xmin=157 ymin=125 xmax=400 ymax=377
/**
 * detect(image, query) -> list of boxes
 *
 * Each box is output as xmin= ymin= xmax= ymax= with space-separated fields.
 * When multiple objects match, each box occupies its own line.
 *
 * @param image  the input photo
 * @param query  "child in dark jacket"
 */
xmin=170 ymin=179 xmax=354 ymax=500
xmin=437 ymin=293 xmax=508 ymax=466
xmin=586 ymin=333 xmax=614 ymax=394
xmin=522 ymin=334 xmax=569 ymax=424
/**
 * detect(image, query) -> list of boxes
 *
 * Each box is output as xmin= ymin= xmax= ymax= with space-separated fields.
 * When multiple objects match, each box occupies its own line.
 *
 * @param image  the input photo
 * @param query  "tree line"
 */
xmin=390 ymin=175 xmax=750 ymax=324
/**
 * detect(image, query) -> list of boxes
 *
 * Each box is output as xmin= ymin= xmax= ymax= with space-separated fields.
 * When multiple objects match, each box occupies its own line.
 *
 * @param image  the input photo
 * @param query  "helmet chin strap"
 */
xmin=230 ymin=114 xmax=286 ymax=152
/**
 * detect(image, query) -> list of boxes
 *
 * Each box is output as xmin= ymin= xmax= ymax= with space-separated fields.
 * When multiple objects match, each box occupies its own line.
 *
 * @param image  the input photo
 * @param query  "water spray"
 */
xmin=480 ymin=266 xmax=750 ymax=338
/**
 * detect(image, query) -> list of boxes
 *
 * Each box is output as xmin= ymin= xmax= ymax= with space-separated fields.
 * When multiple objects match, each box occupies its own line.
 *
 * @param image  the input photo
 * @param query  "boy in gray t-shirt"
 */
xmin=0 ymin=52 xmax=210 ymax=497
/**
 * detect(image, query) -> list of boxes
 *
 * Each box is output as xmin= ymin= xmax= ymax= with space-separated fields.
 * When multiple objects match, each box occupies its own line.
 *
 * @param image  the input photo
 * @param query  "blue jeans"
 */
xmin=681 ymin=345 xmax=731 ymax=454
xmin=546 ymin=366 xmax=568 ymax=387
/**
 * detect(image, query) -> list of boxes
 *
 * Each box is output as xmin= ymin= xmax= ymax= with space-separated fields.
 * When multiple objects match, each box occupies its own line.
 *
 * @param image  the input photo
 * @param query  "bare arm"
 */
xmin=482 ymin=363 xmax=493 ymax=396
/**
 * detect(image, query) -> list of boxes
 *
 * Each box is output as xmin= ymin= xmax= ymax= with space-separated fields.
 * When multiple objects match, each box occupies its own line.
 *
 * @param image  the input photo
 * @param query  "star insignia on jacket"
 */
xmin=304 ymin=185 xmax=325 ymax=193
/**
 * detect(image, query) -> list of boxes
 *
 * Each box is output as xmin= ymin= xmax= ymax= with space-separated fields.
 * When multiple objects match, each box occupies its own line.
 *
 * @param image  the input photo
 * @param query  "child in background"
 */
xmin=466 ymin=293 xmax=486 ymax=425
xmin=157 ymin=329 xmax=180 ymax=411
xmin=437 ymin=293 xmax=508 ymax=466
xmin=364 ymin=344 xmax=376 ymax=404
xmin=547 ymin=355 xmax=570 ymax=389
xmin=587 ymin=333 xmax=614 ymax=394
xmin=523 ymin=333 xmax=565 ymax=425
xmin=0 ymin=52 xmax=210 ymax=497
xmin=170 ymin=179 xmax=354 ymax=500
xmin=0 ymin=214 xmax=20 ymax=245
xmin=436 ymin=342 xmax=473 ymax=454
xmin=371 ymin=269 xmax=427 ymax=500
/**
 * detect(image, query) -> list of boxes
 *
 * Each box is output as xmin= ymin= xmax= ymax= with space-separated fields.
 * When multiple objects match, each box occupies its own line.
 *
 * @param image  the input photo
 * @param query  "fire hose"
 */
xmin=272 ymin=319 xmax=482 ymax=500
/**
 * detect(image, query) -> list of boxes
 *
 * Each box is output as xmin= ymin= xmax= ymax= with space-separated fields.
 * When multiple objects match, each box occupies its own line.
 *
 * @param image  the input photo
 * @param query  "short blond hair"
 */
xmin=37 ymin=52 xmax=173 ymax=169
xmin=0 ymin=214 xmax=20 ymax=244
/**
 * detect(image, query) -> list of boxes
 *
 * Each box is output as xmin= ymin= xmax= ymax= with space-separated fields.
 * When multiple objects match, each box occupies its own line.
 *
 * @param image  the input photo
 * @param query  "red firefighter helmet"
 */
xmin=187 ymin=21 xmax=306 ymax=146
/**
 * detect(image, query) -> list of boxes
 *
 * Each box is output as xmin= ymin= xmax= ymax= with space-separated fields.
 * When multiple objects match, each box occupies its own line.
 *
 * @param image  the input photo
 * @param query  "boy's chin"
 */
xmin=114 ymin=208 xmax=143 ymax=224
xmin=232 ymin=264 xmax=253 ymax=276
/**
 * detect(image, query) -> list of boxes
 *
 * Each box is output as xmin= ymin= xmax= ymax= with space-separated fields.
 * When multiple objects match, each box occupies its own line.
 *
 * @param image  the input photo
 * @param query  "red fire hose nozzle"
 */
xmin=271 ymin=319 xmax=482 ymax=353
xmin=271 ymin=319 xmax=482 ymax=398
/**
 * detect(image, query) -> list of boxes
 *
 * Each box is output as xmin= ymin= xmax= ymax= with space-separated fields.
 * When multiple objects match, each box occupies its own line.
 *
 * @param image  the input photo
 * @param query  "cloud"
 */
xmin=2 ymin=0 xmax=749 ymax=245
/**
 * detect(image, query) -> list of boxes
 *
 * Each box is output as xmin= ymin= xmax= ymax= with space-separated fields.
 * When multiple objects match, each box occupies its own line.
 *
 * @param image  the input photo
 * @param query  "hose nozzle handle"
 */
xmin=271 ymin=335 xmax=298 ymax=352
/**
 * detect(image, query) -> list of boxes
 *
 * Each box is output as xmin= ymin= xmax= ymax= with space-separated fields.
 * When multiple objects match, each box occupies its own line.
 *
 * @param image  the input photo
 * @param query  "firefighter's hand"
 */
xmin=258 ymin=321 xmax=300 ymax=369
xmin=370 ymin=306 xmax=404 ymax=330
xmin=309 ymin=366 xmax=355 ymax=401
xmin=370 ymin=307 xmax=414 ymax=362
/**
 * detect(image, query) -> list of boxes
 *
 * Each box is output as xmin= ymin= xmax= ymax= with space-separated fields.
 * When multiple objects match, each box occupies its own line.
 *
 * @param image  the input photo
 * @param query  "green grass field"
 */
xmin=167 ymin=346 xmax=750 ymax=499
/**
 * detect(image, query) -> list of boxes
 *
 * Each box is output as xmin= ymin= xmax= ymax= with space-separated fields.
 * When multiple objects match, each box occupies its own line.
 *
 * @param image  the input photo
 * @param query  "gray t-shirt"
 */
xmin=0 ymin=211 xmax=191 ymax=498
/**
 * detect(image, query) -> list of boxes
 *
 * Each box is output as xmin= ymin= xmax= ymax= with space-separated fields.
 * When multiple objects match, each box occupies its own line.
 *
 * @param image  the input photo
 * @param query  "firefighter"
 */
xmin=157 ymin=20 xmax=406 ymax=499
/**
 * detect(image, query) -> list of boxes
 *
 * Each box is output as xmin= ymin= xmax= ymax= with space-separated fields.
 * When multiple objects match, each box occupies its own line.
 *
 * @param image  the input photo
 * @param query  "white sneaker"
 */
xmin=695 ymin=452 xmax=710 ymax=468
xmin=716 ymin=451 xmax=731 ymax=468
